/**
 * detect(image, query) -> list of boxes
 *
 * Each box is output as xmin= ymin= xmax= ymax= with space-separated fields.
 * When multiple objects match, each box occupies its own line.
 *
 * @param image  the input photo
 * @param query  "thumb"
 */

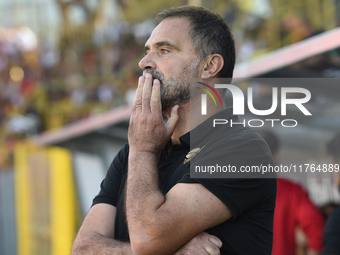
xmin=167 ymin=105 xmax=179 ymax=132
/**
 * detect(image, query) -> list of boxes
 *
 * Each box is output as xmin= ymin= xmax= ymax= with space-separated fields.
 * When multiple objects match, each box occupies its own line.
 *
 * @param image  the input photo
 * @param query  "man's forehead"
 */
xmin=145 ymin=18 xmax=192 ymax=49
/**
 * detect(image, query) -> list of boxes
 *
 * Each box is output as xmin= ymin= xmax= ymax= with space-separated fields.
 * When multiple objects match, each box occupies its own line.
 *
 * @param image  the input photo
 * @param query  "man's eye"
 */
xmin=160 ymin=49 xmax=169 ymax=54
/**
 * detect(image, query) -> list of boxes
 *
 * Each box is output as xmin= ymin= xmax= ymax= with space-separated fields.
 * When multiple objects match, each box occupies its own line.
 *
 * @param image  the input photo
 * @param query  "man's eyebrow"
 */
xmin=144 ymin=41 xmax=180 ymax=51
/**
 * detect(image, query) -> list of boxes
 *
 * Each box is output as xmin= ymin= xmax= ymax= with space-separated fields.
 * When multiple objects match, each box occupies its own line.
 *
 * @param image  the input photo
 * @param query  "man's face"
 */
xmin=139 ymin=18 xmax=201 ymax=111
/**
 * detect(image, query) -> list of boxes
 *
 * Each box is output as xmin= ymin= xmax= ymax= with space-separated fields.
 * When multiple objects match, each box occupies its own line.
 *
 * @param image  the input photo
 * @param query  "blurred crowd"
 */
xmin=0 ymin=21 xmax=148 ymax=167
xmin=0 ymin=0 xmax=340 ymax=161
xmin=0 ymin=23 xmax=148 ymax=146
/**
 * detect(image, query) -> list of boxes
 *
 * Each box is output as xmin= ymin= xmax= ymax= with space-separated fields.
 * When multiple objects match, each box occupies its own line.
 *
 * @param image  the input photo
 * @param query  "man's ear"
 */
xmin=200 ymin=54 xmax=224 ymax=78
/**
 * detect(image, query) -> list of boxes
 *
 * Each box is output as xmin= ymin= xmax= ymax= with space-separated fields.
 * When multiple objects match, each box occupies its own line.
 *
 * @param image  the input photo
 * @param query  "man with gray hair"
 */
xmin=72 ymin=6 xmax=276 ymax=255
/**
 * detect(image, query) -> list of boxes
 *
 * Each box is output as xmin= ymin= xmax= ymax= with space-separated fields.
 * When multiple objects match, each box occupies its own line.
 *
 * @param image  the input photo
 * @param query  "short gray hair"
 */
xmin=156 ymin=6 xmax=236 ymax=78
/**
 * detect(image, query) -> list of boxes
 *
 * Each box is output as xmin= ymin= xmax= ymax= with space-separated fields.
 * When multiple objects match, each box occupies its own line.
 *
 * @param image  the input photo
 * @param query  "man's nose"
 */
xmin=139 ymin=53 xmax=156 ymax=70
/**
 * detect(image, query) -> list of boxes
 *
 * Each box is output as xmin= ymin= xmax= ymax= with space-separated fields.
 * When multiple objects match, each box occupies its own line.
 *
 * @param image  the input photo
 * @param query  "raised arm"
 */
xmin=126 ymin=75 xmax=232 ymax=255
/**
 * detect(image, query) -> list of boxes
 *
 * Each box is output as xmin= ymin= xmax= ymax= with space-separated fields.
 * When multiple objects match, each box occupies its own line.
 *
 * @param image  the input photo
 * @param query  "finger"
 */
xmin=150 ymin=79 xmax=161 ymax=114
xmin=204 ymin=244 xmax=220 ymax=255
xmin=142 ymin=73 xmax=152 ymax=112
xmin=209 ymin=236 xmax=223 ymax=248
xmin=166 ymin=105 xmax=179 ymax=132
xmin=133 ymin=76 xmax=144 ymax=109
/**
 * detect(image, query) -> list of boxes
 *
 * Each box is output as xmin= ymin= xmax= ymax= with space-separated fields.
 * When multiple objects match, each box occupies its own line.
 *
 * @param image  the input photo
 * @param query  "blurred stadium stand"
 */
xmin=0 ymin=0 xmax=340 ymax=254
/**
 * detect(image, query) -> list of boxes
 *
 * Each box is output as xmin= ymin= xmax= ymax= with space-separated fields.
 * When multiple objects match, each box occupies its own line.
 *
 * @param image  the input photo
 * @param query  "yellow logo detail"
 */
xmin=183 ymin=145 xmax=206 ymax=164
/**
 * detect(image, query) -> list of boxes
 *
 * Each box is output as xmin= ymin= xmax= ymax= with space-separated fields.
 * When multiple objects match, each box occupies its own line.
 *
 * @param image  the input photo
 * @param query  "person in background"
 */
xmin=323 ymin=132 xmax=340 ymax=255
xmin=258 ymin=130 xmax=325 ymax=255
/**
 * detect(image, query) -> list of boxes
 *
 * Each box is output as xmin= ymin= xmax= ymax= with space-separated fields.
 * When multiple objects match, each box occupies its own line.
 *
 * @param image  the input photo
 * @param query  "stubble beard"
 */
xmin=143 ymin=58 xmax=200 ymax=111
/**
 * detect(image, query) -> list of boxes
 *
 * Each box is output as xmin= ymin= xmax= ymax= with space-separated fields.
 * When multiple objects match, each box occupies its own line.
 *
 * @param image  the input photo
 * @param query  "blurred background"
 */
xmin=0 ymin=0 xmax=339 ymax=254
